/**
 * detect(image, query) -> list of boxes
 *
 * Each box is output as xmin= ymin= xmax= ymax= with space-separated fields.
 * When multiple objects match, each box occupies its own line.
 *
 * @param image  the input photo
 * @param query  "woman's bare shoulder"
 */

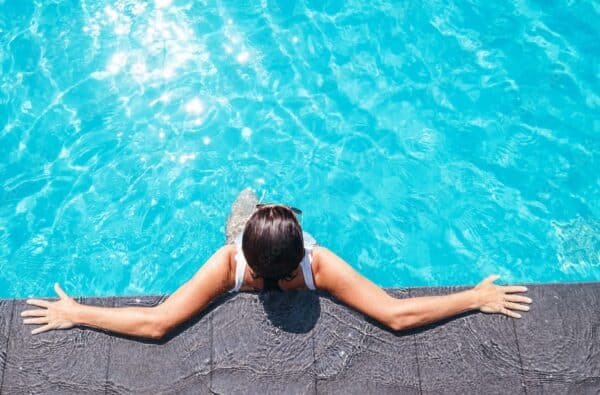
xmin=223 ymin=243 xmax=237 ymax=268
xmin=211 ymin=244 xmax=237 ymax=289
xmin=310 ymin=245 xmax=328 ymax=277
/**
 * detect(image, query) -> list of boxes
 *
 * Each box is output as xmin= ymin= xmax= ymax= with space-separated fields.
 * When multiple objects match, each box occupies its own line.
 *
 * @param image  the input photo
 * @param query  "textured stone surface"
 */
xmin=0 ymin=299 xmax=14 ymax=391
xmin=514 ymin=283 xmax=600 ymax=394
xmin=315 ymin=289 xmax=420 ymax=394
xmin=2 ymin=297 xmax=112 ymax=394
xmin=211 ymin=291 xmax=318 ymax=394
xmin=0 ymin=284 xmax=599 ymax=394
xmin=410 ymin=286 xmax=525 ymax=395
xmin=106 ymin=295 xmax=211 ymax=394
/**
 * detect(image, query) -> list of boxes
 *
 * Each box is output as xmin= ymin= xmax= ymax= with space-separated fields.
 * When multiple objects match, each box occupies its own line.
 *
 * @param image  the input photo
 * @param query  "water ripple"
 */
xmin=0 ymin=0 xmax=598 ymax=296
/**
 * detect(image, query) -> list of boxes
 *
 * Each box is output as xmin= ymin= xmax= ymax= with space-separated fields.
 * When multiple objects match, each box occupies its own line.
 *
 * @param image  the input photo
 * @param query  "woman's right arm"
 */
xmin=22 ymin=245 xmax=235 ymax=339
xmin=311 ymin=246 xmax=532 ymax=331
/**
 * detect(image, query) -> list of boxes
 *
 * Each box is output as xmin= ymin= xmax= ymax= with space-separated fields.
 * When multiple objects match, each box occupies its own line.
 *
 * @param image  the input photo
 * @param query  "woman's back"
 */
xmin=225 ymin=188 xmax=317 ymax=292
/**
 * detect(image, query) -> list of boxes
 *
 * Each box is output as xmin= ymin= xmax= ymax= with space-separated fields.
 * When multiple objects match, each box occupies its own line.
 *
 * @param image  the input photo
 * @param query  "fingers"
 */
xmin=26 ymin=299 xmax=50 ymax=308
xmin=54 ymin=283 xmax=69 ymax=299
xmin=503 ymin=285 xmax=528 ymax=293
xmin=504 ymin=294 xmax=533 ymax=304
xmin=23 ymin=317 xmax=48 ymax=325
xmin=480 ymin=275 xmax=529 ymax=293
xmin=504 ymin=301 xmax=530 ymax=312
xmin=500 ymin=308 xmax=522 ymax=319
xmin=31 ymin=324 xmax=54 ymax=335
xmin=21 ymin=309 xmax=47 ymax=317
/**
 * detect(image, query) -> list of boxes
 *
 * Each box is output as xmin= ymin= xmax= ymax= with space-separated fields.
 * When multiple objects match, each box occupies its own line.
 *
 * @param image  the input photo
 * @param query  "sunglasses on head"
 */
xmin=255 ymin=203 xmax=302 ymax=215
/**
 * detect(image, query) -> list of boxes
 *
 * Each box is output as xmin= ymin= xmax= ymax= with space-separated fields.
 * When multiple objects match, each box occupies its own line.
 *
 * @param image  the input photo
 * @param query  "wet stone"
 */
xmin=3 ymin=297 xmax=112 ymax=394
xmin=1 ymin=283 xmax=598 ymax=394
xmin=410 ymin=286 xmax=524 ymax=394
xmin=514 ymin=283 xmax=600 ymax=394
xmin=314 ymin=289 xmax=420 ymax=394
xmin=211 ymin=291 xmax=318 ymax=394
xmin=106 ymin=295 xmax=211 ymax=395
xmin=0 ymin=299 xmax=14 ymax=390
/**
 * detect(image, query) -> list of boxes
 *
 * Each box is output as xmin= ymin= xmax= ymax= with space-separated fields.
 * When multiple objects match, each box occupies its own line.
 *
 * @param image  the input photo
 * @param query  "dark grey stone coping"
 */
xmin=0 ymin=283 xmax=598 ymax=394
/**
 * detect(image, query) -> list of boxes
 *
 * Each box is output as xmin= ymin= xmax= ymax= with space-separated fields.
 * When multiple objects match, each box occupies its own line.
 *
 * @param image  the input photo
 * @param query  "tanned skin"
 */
xmin=22 ymin=244 xmax=531 ymax=338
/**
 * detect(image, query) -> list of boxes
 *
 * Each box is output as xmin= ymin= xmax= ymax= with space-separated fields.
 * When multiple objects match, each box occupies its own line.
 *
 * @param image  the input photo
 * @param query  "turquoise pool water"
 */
xmin=1 ymin=1 xmax=598 ymax=298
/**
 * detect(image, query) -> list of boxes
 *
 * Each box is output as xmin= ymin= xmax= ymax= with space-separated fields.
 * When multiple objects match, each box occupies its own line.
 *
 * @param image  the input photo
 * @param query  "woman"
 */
xmin=21 ymin=191 xmax=532 ymax=338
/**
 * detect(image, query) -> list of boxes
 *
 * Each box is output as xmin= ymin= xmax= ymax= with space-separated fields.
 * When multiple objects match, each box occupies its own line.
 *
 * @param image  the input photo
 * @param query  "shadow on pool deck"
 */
xmin=0 ymin=283 xmax=598 ymax=394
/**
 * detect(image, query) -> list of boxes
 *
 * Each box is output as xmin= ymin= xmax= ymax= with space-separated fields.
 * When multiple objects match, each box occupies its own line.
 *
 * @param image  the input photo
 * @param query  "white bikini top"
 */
xmin=229 ymin=232 xmax=317 ymax=292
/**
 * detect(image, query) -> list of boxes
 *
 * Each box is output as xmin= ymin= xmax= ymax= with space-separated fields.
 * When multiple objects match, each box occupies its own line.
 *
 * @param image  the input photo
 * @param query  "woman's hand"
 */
xmin=21 ymin=283 xmax=80 ymax=334
xmin=473 ymin=275 xmax=532 ymax=318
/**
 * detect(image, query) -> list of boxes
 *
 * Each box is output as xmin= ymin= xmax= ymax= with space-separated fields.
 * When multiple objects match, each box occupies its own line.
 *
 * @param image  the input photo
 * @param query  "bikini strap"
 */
xmin=300 ymin=247 xmax=316 ymax=290
xmin=229 ymin=240 xmax=247 ymax=293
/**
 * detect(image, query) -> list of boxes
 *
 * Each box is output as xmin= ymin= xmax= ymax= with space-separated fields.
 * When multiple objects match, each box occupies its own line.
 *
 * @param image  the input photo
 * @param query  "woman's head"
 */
xmin=242 ymin=204 xmax=304 ymax=283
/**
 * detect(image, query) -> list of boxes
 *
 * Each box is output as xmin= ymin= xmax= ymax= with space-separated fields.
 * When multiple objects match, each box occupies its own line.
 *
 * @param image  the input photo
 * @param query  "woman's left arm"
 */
xmin=311 ymin=246 xmax=532 ymax=331
xmin=21 ymin=245 xmax=234 ymax=339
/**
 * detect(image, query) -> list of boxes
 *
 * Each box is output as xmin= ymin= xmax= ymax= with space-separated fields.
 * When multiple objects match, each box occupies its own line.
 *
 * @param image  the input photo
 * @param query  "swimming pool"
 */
xmin=0 ymin=0 xmax=598 ymax=298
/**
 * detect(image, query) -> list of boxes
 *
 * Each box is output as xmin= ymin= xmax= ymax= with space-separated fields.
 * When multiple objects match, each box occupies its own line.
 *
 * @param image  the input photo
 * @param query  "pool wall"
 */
xmin=0 ymin=282 xmax=598 ymax=394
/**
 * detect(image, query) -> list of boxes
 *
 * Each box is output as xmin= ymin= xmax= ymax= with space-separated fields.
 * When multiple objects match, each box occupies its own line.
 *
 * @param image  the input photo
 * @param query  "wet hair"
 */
xmin=242 ymin=205 xmax=304 ymax=291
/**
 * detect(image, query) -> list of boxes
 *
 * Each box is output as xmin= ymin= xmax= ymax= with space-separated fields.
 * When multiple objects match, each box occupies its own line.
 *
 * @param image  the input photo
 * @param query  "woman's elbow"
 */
xmin=147 ymin=324 xmax=168 ymax=340
xmin=147 ymin=310 xmax=173 ymax=339
xmin=388 ymin=309 xmax=425 ymax=331
xmin=388 ymin=316 xmax=409 ymax=331
xmin=389 ymin=316 xmax=419 ymax=331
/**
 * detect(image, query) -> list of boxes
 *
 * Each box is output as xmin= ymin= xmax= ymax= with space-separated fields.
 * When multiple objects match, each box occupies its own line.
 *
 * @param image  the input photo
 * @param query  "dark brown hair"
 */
xmin=242 ymin=205 xmax=304 ymax=290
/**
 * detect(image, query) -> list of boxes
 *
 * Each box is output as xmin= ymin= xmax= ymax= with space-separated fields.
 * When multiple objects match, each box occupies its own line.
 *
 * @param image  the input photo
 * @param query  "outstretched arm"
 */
xmin=22 ymin=245 xmax=234 ymax=339
xmin=311 ymin=247 xmax=532 ymax=331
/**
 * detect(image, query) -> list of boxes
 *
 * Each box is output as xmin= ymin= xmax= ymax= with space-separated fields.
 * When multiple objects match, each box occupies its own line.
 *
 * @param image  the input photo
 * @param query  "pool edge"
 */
xmin=0 ymin=282 xmax=598 ymax=393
